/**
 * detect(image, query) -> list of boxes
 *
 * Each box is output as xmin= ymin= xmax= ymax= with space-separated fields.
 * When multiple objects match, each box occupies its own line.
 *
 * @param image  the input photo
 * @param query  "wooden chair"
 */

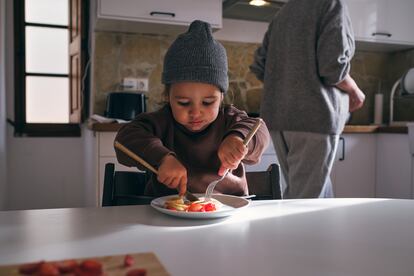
xmin=246 ymin=163 xmax=282 ymax=200
xmin=102 ymin=163 xmax=154 ymax=206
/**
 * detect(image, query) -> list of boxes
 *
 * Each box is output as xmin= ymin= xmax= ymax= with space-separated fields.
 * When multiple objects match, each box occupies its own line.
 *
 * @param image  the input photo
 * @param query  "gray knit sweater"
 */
xmin=250 ymin=0 xmax=354 ymax=134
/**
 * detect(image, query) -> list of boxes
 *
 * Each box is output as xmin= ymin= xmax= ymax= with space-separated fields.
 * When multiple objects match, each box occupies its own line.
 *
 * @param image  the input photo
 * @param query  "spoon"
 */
xmin=203 ymin=119 xmax=263 ymax=202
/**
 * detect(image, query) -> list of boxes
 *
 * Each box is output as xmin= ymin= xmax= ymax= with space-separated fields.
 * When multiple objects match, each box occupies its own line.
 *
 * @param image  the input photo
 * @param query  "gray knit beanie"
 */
xmin=162 ymin=20 xmax=229 ymax=93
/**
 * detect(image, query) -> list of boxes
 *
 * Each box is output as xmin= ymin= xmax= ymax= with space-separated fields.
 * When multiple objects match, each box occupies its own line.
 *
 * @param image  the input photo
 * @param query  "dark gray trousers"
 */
xmin=270 ymin=131 xmax=339 ymax=199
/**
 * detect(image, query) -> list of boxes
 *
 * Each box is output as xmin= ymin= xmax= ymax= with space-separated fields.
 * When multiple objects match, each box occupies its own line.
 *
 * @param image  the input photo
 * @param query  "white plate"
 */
xmin=150 ymin=194 xmax=250 ymax=219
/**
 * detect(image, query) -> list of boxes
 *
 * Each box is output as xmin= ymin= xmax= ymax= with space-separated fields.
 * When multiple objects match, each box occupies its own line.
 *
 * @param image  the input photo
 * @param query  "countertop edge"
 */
xmin=87 ymin=121 xmax=409 ymax=134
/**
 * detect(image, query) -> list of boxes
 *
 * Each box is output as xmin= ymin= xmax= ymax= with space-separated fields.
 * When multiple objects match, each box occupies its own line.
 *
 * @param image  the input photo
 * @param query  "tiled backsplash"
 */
xmin=93 ymin=32 xmax=414 ymax=124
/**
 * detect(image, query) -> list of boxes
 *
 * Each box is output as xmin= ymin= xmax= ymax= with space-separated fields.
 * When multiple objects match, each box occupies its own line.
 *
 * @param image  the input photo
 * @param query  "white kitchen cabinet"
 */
xmin=331 ymin=134 xmax=377 ymax=197
xmin=245 ymin=141 xmax=286 ymax=193
xmin=245 ymin=141 xmax=278 ymax=172
xmin=95 ymin=0 xmax=222 ymax=35
xmin=376 ymin=134 xmax=412 ymax=199
xmin=345 ymin=0 xmax=414 ymax=47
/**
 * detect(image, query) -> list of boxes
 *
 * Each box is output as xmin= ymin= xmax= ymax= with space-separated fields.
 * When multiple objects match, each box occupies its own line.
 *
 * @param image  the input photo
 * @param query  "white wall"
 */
xmin=4 ymin=0 xmax=94 ymax=210
xmin=6 ymin=130 xmax=88 ymax=210
xmin=0 ymin=0 xmax=7 ymax=210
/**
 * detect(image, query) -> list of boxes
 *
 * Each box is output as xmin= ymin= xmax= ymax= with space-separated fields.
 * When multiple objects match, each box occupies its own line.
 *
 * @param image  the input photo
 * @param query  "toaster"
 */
xmin=105 ymin=92 xmax=146 ymax=120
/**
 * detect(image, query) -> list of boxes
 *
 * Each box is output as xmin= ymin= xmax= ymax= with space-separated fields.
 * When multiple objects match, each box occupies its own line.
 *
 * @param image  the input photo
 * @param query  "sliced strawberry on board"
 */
xmin=73 ymin=259 xmax=103 ymax=276
xmin=124 ymin=254 xmax=134 ymax=267
xmin=55 ymin=259 xmax=78 ymax=273
xmin=79 ymin=259 xmax=102 ymax=273
xmin=36 ymin=262 xmax=60 ymax=276
xmin=126 ymin=268 xmax=147 ymax=276
xmin=18 ymin=261 xmax=44 ymax=275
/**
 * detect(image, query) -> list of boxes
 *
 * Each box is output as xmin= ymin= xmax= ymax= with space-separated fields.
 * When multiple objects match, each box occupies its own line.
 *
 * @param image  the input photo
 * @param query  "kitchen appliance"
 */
xmin=105 ymin=92 xmax=146 ymax=121
xmin=389 ymin=68 xmax=414 ymax=125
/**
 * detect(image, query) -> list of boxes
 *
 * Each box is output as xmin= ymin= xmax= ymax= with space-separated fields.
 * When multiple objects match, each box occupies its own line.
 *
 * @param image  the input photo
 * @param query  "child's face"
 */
xmin=169 ymin=82 xmax=222 ymax=132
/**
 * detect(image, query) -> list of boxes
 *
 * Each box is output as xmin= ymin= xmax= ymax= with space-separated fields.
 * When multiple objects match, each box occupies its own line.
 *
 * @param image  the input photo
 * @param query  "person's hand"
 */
xmin=217 ymin=134 xmax=248 ymax=176
xmin=158 ymin=154 xmax=187 ymax=195
xmin=335 ymin=74 xmax=365 ymax=112
xmin=348 ymin=87 xmax=365 ymax=112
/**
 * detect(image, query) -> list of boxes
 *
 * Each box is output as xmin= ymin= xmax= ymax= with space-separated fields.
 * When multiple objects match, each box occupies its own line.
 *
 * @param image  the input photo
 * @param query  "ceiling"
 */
xmin=222 ymin=0 xmax=286 ymax=22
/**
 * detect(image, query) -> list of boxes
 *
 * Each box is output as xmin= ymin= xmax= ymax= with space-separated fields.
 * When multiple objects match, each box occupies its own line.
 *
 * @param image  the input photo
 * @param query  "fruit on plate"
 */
xmin=164 ymin=196 xmax=221 ymax=212
xmin=164 ymin=197 xmax=189 ymax=211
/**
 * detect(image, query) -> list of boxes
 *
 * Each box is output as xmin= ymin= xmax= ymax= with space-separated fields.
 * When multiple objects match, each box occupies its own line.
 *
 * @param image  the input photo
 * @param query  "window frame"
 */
xmin=13 ymin=0 xmax=87 ymax=137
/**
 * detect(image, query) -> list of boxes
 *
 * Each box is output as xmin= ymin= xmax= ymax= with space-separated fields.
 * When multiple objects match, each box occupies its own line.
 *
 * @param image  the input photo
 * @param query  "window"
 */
xmin=13 ymin=0 xmax=87 ymax=136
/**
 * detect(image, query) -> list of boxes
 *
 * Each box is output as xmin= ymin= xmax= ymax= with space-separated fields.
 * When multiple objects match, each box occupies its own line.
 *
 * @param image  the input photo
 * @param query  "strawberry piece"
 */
xmin=18 ymin=261 xmax=44 ymax=275
xmin=204 ymin=202 xmax=216 ymax=212
xmin=56 ymin=259 xmax=78 ymax=273
xmin=126 ymin=268 xmax=147 ymax=276
xmin=74 ymin=267 xmax=103 ymax=276
xmin=79 ymin=259 xmax=102 ymax=274
xmin=36 ymin=262 xmax=59 ymax=276
xmin=124 ymin=254 xmax=134 ymax=267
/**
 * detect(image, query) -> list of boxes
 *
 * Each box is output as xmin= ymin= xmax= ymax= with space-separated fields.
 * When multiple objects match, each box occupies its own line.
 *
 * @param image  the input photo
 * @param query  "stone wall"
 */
xmin=93 ymin=31 xmax=414 ymax=124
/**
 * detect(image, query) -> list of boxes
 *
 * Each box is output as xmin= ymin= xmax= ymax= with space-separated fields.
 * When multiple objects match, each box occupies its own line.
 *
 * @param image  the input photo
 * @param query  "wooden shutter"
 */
xmin=69 ymin=0 xmax=84 ymax=123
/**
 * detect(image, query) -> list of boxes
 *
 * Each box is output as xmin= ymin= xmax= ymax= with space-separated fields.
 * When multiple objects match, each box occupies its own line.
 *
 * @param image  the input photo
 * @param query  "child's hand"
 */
xmin=158 ymin=154 xmax=187 ymax=195
xmin=217 ymin=134 xmax=248 ymax=176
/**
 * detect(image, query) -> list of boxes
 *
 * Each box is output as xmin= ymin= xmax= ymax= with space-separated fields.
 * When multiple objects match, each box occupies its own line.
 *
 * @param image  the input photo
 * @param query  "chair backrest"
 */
xmin=246 ymin=163 xmax=282 ymax=200
xmin=103 ymin=162 xmax=282 ymax=206
xmin=102 ymin=163 xmax=153 ymax=206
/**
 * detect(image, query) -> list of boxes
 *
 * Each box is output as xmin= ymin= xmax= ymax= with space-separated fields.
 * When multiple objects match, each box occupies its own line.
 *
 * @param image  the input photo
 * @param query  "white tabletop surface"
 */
xmin=0 ymin=198 xmax=413 ymax=276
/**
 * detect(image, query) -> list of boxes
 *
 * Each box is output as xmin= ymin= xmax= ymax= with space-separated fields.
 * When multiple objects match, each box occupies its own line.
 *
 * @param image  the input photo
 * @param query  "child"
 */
xmin=115 ymin=20 xmax=270 ymax=197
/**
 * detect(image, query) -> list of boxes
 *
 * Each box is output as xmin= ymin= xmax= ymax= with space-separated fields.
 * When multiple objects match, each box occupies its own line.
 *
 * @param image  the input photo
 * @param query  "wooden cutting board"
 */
xmin=0 ymin=252 xmax=170 ymax=276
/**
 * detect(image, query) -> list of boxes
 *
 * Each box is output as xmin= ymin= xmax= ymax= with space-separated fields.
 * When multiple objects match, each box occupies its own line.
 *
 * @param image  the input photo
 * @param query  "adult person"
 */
xmin=250 ymin=0 xmax=365 ymax=198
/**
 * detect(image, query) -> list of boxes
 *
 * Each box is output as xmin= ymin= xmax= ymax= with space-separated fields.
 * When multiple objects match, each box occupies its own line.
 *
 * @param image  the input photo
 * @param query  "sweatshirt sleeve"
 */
xmin=249 ymin=19 xmax=275 ymax=82
xmin=114 ymin=110 xmax=173 ymax=171
xmin=224 ymin=106 xmax=270 ymax=165
xmin=317 ymin=0 xmax=355 ymax=85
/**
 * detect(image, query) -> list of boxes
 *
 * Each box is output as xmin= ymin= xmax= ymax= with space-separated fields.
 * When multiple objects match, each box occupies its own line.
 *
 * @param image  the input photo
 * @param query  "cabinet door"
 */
xmin=97 ymin=0 xmax=222 ymax=34
xmin=100 ymin=0 xmax=220 ymax=24
xmin=380 ymin=0 xmax=414 ymax=44
xmin=345 ymin=0 xmax=380 ymax=41
xmin=376 ymin=134 xmax=412 ymax=199
xmin=99 ymin=132 xmax=117 ymax=157
xmin=346 ymin=0 xmax=414 ymax=45
xmin=331 ymin=134 xmax=376 ymax=197
xmin=245 ymin=141 xmax=277 ymax=172
xmin=245 ymin=141 xmax=287 ymax=193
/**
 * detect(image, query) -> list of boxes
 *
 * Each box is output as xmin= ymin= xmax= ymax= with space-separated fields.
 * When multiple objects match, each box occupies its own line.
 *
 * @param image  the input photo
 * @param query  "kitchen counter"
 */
xmin=88 ymin=120 xmax=409 ymax=134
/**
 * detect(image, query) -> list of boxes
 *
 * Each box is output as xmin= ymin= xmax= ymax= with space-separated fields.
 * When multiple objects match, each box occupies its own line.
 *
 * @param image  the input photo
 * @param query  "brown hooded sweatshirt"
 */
xmin=115 ymin=104 xmax=270 ymax=197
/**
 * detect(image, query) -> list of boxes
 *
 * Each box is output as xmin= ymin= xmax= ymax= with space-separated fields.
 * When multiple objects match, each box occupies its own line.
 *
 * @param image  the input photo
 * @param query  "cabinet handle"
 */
xmin=339 ymin=137 xmax=345 ymax=161
xmin=150 ymin=11 xmax=175 ymax=18
xmin=372 ymin=32 xmax=392 ymax=37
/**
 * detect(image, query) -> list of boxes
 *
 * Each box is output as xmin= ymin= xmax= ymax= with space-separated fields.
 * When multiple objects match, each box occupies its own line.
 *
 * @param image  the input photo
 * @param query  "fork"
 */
xmin=203 ymin=170 xmax=229 ymax=202
xmin=203 ymin=119 xmax=263 ymax=202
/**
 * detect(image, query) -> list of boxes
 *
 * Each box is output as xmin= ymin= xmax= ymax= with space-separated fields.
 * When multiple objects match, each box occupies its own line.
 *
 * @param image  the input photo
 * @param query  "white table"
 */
xmin=1 ymin=199 xmax=413 ymax=276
